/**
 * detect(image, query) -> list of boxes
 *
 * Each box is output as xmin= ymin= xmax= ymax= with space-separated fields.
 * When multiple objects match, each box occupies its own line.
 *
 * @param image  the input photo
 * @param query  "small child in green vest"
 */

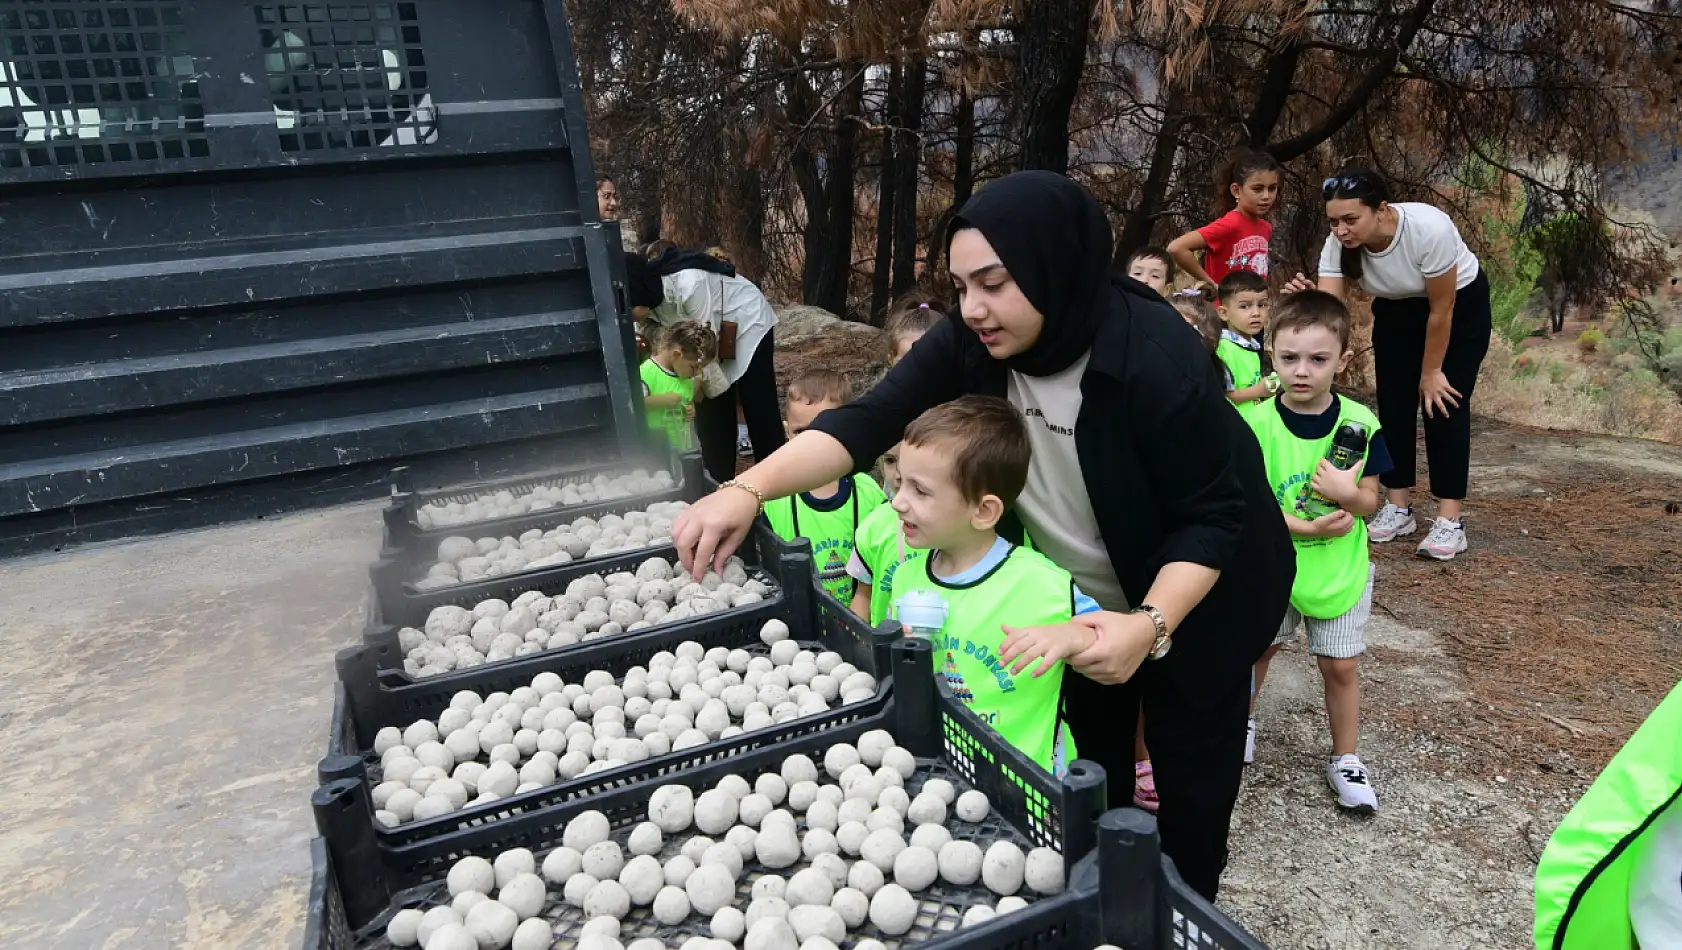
xmin=763 ymin=371 xmax=888 ymax=603
xmin=1216 ymin=269 xmax=1279 ymax=407
xmin=848 ymin=294 xmax=943 ymax=625
xmin=639 ymin=322 xmax=717 ymax=452
xmin=886 ymin=395 xmax=1101 ymax=776
xmin=1244 ymin=290 xmax=1394 ymax=814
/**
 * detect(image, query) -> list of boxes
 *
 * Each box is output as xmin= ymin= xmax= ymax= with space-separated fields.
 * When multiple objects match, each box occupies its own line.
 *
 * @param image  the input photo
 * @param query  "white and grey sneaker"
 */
xmin=1244 ymin=717 xmax=1257 ymax=765
xmin=1368 ymin=503 xmax=1417 ymax=543
xmin=1417 ymin=517 xmax=1468 ymax=561
xmin=1327 ymin=754 xmax=1378 ymax=813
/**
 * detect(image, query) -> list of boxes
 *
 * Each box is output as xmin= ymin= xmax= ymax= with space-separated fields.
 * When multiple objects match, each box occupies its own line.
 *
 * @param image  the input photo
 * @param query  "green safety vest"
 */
xmin=1247 ymin=395 xmax=1381 ymax=619
xmin=853 ymin=501 xmax=926 ymax=627
xmin=1535 ymin=682 xmax=1682 ymax=950
xmin=764 ymin=474 xmax=887 ymax=602
xmin=888 ymin=544 xmax=1077 ymax=774
xmin=1217 ymin=336 xmax=1263 ymax=392
xmin=639 ymin=359 xmax=694 ymax=451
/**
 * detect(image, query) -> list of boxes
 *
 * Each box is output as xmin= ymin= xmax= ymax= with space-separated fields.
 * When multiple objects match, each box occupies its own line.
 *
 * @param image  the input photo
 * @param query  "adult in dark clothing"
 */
xmin=672 ymin=171 xmax=1295 ymax=899
xmin=623 ymin=251 xmax=784 ymax=481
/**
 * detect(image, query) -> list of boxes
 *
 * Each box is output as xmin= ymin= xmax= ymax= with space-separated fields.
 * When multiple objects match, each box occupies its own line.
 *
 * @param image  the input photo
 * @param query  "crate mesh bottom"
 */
xmin=360 ymin=758 xmax=1051 ymax=949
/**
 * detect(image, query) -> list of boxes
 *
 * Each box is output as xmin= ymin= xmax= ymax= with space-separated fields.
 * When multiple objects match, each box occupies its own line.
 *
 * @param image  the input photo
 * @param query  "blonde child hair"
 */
xmin=883 ymin=291 xmax=944 ymax=362
xmin=660 ymin=321 xmax=719 ymax=366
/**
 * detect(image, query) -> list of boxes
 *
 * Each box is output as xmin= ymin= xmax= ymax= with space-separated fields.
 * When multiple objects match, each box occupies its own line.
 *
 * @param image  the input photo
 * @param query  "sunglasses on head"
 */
xmin=1322 ymin=173 xmax=1372 ymax=199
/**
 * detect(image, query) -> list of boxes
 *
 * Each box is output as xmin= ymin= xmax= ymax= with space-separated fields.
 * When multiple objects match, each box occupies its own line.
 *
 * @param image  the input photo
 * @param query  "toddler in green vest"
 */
xmin=1245 ymin=290 xmax=1395 ymax=814
xmin=639 ymin=322 xmax=717 ymax=452
xmin=763 ymin=371 xmax=887 ymax=603
xmin=848 ymin=294 xmax=944 ymax=625
xmin=1216 ymin=269 xmax=1280 ymax=407
xmin=886 ymin=395 xmax=1102 ymax=776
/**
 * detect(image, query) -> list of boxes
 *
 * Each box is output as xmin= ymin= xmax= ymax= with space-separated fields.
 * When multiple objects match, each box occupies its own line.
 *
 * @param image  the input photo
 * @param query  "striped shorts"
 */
xmin=1274 ymin=564 xmax=1374 ymax=660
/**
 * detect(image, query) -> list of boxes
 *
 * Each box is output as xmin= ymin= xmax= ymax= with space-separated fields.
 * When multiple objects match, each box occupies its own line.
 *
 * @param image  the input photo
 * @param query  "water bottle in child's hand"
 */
xmin=1298 ymin=421 xmax=1368 ymax=519
xmin=895 ymin=590 xmax=948 ymax=641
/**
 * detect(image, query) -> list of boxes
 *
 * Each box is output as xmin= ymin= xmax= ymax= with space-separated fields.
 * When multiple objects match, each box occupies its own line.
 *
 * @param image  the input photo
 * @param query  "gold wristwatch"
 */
xmin=1136 ymin=604 xmax=1171 ymax=660
xmin=718 ymin=478 xmax=764 ymax=514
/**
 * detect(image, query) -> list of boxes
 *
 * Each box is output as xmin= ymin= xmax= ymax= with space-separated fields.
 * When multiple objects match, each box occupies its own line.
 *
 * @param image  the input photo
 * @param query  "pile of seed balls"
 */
xmin=375 ymin=626 xmax=881 ymax=826
xmin=416 ymin=470 xmax=676 ymax=529
xmin=382 ymin=735 xmax=1065 ymax=950
xmin=418 ymin=501 xmax=690 ymax=589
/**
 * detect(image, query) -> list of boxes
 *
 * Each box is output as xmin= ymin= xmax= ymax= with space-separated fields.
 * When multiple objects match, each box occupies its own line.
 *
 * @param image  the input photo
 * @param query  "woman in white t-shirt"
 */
xmin=1303 ymin=170 xmax=1492 ymax=560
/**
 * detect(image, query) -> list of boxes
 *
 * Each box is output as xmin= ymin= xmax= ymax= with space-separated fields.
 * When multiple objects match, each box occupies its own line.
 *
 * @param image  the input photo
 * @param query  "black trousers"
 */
xmin=1369 ymin=271 xmax=1492 ymax=501
xmin=694 ymin=328 xmax=786 ymax=484
xmin=1063 ymin=641 xmax=1255 ymax=902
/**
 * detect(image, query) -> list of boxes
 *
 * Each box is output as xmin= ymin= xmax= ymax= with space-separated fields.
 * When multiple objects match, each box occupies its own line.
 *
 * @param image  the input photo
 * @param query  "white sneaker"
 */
xmin=1416 ymin=517 xmax=1468 ymax=561
xmin=1368 ymin=503 xmax=1417 ymax=543
xmin=1327 ymin=754 xmax=1378 ymax=813
xmin=1244 ymin=717 xmax=1257 ymax=764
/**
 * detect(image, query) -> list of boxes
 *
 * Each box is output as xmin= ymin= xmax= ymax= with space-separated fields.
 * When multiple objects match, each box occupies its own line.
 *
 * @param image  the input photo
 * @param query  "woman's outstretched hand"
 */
xmin=1280 ymin=272 xmax=1317 ymax=295
xmin=1065 ymin=610 xmax=1158 ymax=685
xmin=673 ymin=486 xmax=761 ymax=580
xmin=1421 ymin=369 xmax=1462 ymax=419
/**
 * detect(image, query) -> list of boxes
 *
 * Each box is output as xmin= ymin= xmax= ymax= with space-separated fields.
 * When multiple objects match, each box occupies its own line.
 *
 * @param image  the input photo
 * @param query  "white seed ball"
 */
xmin=702 ymin=842 xmax=744 ymax=880
xmin=585 ymin=879 xmax=632 ymax=919
xmin=490 ymin=851 xmax=537 ymax=893
xmin=786 ymin=867 xmax=834 ymax=908
xmin=385 ymin=788 xmax=423 ymax=822
xmin=961 ymin=905 xmax=996 ymax=928
xmin=746 ymin=896 xmax=792 ymax=932
xmin=822 ymin=744 xmax=861 ymax=779
xmin=909 ymin=823 xmax=953 ymax=852
xmin=854 ymin=730 xmax=893 ymax=767
xmin=701 ymin=905 xmax=745 ymax=943
xmin=759 ymin=619 xmax=791 ymax=645
xmin=685 ymin=864 xmax=735 ymax=915
xmin=787 ymin=781 xmax=820 ymax=813
xmin=893 ymin=845 xmax=940 ymax=891
xmin=982 ymin=841 xmax=1026 ymax=895
xmin=867 ymin=883 xmax=917 ymax=935
xmin=417 ymin=906 xmax=464 ymax=947
xmin=880 ymin=746 xmax=915 ymax=779
xmin=386 ymin=907 xmax=425 ymax=947
xmin=415 ymin=741 xmax=455 ymax=773
xmin=563 ymin=873 xmax=599 ymax=908
xmin=879 ymin=785 xmax=911 ymax=817
xmin=737 ymin=792 xmax=773 ymax=828
xmin=663 ymin=854 xmax=697 ymax=887
xmin=938 ymin=839 xmax=984 ymax=885
xmin=754 ymin=822 xmax=801 ymax=869
xmin=754 ymin=773 xmax=788 ymax=804
xmin=581 ymin=918 xmax=620 ymax=940
xmin=1024 ymin=847 xmax=1065 ymax=895
xmin=621 ymin=854 xmax=665 ymax=905
xmin=714 ymin=773 xmax=752 ymax=801
xmin=744 ymin=918 xmax=798 ymax=950
xmin=865 ymin=808 xmax=903 ymax=834
xmin=836 ymin=821 xmax=869 ymax=857
xmin=374 ymin=726 xmax=404 ymax=756
xmin=787 ymin=905 xmax=845 ymax=945
xmin=674 ymin=729 xmax=709 ymax=751
xmin=780 ymin=754 xmax=819 ymax=787
xmin=802 ymin=828 xmax=840 ymax=862
xmin=726 ymin=824 xmax=760 ymax=862
xmin=803 ymin=797 xmax=839 ymax=832
xmin=413 ymin=795 xmax=458 ymax=822
xmin=648 ymin=785 xmax=696 ymax=834
xmin=627 ymin=940 xmax=665 ymax=950
xmin=844 ymin=776 xmax=882 ymax=807
xmin=652 ymin=885 xmax=691 ymax=925
xmin=681 ymin=835 xmax=716 ymax=865
xmin=448 ymin=856 xmax=496 ymax=896
xmin=694 ymin=789 xmax=740 ymax=834
xmin=830 ymin=886 xmax=870 ymax=929
xmin=583 ymin=841 xmax=626 ymax=880
xmin=464 ymin=899 xmax=519 ymax=950
xmin=628 ymin=822 xmax=664 ymax=856
xmin=769 ymin=640 xmax=801 ymax=666
xmin=542 ymin=847 xmax=583 ymax=884
xmin=955 ymin=790 xmax=990 ymax=822
xmin=996 ymin=896 xmax=1029 ymax=913
xmin=860 ymin=829 xmax=906 ymax=872
xmin=853 ymin=941 xmax=887 ymax=950
xmin=563 ymin=810 xmax=611 ymax=851
xmin=499 ymin=873 xmax=547 ymax=920
xmin=427 ymin=924 xmax=478 ymax=950
xmin=906 ymin=792 xmax=947 ymax=827
xmin=578 ymin=936 xmax=624 ymax=950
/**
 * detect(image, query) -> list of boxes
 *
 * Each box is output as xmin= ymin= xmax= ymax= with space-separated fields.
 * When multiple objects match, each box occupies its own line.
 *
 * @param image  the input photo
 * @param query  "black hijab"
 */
xmin=622 ymin=252 xmax=664 ymax=310
xmin=652 ymin=247 xmax=736 ymax=279
xmin=947 ymin=170 xmax=1118 ymax=377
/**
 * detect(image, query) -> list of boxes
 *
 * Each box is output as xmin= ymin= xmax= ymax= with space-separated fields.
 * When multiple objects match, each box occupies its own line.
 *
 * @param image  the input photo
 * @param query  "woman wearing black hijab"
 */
xmin=671 ymin=172 xmax=1294 ymax=899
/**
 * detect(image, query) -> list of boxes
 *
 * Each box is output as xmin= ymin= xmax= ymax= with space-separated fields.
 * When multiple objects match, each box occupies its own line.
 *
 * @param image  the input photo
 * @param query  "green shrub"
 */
xmin=1578 ymin=326 xmax=1605 ymax=353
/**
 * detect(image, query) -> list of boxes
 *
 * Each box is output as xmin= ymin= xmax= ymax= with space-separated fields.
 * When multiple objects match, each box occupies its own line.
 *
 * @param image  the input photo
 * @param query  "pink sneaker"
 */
xmin=1133 ymin=760 xmax=1160 ymax=812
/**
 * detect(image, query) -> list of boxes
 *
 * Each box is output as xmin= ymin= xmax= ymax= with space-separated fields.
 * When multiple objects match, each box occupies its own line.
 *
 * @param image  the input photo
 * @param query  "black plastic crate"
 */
xmin=380 ymin=447 xmax=702 ymax=552
xmin=362 ymin=518 xmax=799 ymax=679
xmin=308 ymin=639 xmax=1110 ymax=943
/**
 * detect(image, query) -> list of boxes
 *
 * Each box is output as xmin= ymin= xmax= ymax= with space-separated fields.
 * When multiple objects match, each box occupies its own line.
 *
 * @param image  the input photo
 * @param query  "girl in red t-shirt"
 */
xmin=1169 ymin=149 xmax=1282 ymax=287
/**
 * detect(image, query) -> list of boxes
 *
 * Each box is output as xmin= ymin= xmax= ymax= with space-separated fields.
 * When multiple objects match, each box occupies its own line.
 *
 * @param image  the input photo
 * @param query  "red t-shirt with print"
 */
xmin=1197 ymin=210 xmax=1272 ymax=284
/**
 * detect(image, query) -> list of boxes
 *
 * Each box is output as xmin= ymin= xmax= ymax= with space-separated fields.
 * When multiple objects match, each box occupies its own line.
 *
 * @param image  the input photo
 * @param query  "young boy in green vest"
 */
xmin=847 ymin=298 xmax=943 ymax=626
xmin=763 ymin=371 xmax=888 ymax=602
xmin=885 ymin=395 xmax=1101 ymax=776
xmin=1216 ymin=269 xmax=1280 ymax=407
xmin=639 ymin=322 xmax=717 ymax=452
xmin=1245 ymin=290 xmax=1394 ymax=813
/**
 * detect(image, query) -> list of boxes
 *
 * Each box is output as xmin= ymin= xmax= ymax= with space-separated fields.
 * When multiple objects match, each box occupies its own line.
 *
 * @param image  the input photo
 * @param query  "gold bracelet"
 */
xmin=718 ymin=478 xmax=765 ymax=514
